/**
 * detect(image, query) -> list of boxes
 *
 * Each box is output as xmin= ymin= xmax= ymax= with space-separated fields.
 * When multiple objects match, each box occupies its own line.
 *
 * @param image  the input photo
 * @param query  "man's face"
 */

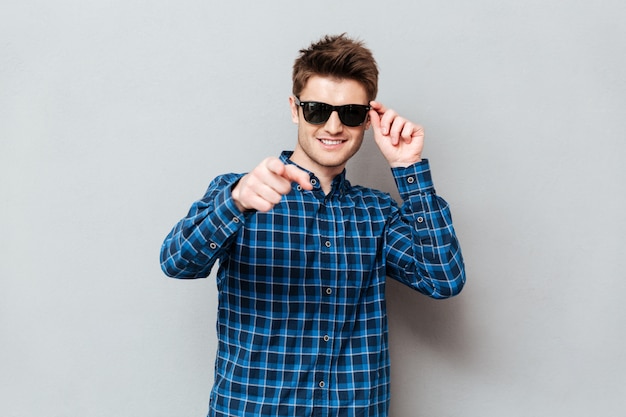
xmin=289 ymin=75 xmax=370 ymax=177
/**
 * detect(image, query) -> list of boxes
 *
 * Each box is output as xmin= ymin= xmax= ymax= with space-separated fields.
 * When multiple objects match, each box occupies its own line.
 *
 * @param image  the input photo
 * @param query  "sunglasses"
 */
xmin=295 ymin=97 xmax=370 ymax=127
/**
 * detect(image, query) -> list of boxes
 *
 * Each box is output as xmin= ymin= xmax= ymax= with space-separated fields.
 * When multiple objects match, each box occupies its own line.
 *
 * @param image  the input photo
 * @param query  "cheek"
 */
xmin=350 ymin=128 xmax=367 ymax=144
xmin=296 ymin=122 xmax=315 ymax=142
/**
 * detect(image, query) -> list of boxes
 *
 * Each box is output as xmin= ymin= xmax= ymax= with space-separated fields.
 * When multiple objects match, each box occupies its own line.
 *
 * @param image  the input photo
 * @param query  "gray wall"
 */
xmin=2 ymin=1 xmax=625 ymax=416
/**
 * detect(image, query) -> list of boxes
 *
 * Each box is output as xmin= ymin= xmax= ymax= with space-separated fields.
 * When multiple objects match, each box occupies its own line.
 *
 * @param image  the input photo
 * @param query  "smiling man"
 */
xmin=160 ymin=34 xmax=466 ymax=417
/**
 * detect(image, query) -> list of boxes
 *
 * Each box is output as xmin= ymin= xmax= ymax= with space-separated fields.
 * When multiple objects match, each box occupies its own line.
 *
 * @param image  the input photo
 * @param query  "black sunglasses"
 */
xmin=295 ymin=97 xmax=370 ymax=127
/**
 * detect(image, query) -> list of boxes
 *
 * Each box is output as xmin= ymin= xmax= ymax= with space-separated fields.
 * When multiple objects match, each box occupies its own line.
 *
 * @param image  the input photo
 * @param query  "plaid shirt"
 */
xmin=160 ymin=151 xmax=465 ymax=417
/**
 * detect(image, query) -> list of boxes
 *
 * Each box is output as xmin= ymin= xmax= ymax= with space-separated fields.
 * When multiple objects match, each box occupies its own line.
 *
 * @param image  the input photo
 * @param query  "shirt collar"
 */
xmin=280 ymin=151 xmax=350 ymax=198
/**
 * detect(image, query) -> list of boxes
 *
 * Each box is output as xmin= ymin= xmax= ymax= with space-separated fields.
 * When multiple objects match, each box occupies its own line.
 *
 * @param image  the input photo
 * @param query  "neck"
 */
xmin=317 ymin=173 xmax=337 ymax=195
xmin=288 ymin=148 xmax=345 ymax=195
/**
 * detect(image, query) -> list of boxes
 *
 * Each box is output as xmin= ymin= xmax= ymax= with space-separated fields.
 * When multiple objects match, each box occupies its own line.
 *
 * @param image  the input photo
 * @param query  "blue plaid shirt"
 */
xmin=160 ymin=151 xmax=465 ymax=417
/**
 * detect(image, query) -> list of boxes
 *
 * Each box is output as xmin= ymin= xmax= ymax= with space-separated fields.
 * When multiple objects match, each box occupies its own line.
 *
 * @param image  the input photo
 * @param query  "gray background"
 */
xmin=2 ymin=1 xmax=625 ymax=416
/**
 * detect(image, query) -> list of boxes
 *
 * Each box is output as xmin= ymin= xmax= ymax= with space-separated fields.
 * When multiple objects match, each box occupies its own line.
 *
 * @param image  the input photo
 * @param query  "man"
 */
xmin=160 ymin=34 xmax=465 ymax=417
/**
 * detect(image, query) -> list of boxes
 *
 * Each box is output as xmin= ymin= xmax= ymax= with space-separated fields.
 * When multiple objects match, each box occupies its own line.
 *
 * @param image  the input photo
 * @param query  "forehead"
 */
xmin=299 ymin=75 xmax=368 ymax=105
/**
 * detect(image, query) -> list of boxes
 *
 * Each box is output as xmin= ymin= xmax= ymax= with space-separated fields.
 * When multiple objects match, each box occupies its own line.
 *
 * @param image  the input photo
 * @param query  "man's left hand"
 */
xmin=369 ymin=101 xmax=424 ymax=168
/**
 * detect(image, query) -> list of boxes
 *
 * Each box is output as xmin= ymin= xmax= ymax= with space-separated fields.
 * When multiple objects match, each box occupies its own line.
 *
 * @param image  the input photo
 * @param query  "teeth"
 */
xmin=321 ymin=139 xmax=343 ymax=145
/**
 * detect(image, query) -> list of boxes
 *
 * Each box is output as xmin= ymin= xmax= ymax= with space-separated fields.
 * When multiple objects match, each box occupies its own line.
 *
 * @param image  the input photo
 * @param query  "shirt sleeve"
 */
xmin=160 ymin=173 xmax=246 ymax=279
xmin=385 ymin=159 xmax=466 ymax=298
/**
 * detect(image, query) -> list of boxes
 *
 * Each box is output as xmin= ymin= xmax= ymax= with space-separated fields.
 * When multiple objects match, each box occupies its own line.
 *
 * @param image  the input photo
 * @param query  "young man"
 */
xmin=160 ymin=34 xmax=465 ymax=417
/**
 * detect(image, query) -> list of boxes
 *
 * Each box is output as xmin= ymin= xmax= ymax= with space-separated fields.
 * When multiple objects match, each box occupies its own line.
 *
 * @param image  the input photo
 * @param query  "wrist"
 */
xmin=389 ymin=158 xmax=422 ymax=168
xmin=230 ymin=181 xmax=247 ymax=213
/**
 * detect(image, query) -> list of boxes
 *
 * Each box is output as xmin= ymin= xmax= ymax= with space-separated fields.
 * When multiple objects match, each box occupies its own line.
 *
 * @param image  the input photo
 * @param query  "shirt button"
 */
xmin=232 ymin=217 xmax=240 ymax=223
xmin=310 ymin=179 xmax=318 ymax=186
xmin=324 ymin=241 xmax=331 ymax=248
xmin=325 ymin=288 xmax=332 ymax=295
xmin=323 ymin=335 xmax=330 ymax=342
xmin=209 ymin=242 xmax=217 ymax=250
xmin=417 ymin=216 xmax=424 ymax=223
xmin=296 ymin=185 xmax=302 ymax=191
xmin=318 ymin=381 xmax=325 ymax=388
xmin=407 ymin=176 xmax=415 ymax=184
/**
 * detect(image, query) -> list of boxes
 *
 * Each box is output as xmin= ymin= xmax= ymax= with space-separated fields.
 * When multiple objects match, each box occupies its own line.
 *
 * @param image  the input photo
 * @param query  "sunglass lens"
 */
xmin=303 ymin=102 xmax=331 ymax=124
xmin=340 ymin=106 xmax=368 ymax=127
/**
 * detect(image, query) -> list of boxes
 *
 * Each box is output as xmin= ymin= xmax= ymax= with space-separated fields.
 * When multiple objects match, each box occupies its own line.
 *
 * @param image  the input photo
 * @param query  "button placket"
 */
xmin=315 ymin=199 xmax=335 ymax=403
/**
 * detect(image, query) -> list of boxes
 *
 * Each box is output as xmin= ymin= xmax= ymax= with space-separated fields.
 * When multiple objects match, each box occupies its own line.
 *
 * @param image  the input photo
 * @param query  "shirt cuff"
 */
xmin=391 ymin=159 xmax=435 ymax=200
xmin=207 ymin=179 xmax=246 ymax=247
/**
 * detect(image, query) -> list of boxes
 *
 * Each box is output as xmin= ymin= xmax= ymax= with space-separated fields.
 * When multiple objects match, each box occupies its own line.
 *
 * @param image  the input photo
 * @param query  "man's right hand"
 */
xmin=231 ymin=157 xmax=313 ymax=213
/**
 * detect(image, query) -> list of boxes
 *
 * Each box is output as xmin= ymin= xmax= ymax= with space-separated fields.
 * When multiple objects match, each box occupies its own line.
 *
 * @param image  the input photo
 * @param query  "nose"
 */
xmin=324 ymin=110 xmax=344 ymax=134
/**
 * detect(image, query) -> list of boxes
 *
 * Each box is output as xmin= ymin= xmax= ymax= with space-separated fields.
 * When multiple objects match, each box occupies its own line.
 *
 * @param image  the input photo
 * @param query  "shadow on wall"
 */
xmin=386 ymin=278 xmax=470 ymax=360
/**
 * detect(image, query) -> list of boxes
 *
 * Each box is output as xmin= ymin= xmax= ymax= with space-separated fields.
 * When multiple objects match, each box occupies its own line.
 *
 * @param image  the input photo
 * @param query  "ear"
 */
xmin=289 ymin=96 xmax=299 ymax=124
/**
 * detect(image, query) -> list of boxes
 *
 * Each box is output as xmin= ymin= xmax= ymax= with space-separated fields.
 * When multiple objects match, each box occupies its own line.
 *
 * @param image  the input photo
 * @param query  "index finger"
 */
xmin=283 ymin=164 xmax=313 ymax=190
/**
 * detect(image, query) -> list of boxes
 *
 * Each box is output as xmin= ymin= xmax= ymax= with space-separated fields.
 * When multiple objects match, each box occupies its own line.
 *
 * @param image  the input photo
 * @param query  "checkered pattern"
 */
xmin=160 ymin=151 xmax=465 ymax=417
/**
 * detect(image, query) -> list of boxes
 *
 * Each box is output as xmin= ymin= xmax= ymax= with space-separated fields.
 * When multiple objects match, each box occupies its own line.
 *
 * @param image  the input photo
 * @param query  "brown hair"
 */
xmin=292 ymin=34 xmax=379 ymax=101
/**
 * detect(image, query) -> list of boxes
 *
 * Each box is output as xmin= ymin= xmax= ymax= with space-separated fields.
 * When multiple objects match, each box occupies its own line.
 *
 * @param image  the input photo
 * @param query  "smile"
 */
xmin=319 ymin=139 xmax=346 ymax=145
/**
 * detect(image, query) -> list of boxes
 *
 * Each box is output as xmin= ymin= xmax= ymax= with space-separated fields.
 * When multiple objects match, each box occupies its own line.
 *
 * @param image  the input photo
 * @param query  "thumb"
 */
xmin=368 ymin=108 xmax=383 ymax=135
xmin=283 ymin=164 xmax=313 ymax=190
